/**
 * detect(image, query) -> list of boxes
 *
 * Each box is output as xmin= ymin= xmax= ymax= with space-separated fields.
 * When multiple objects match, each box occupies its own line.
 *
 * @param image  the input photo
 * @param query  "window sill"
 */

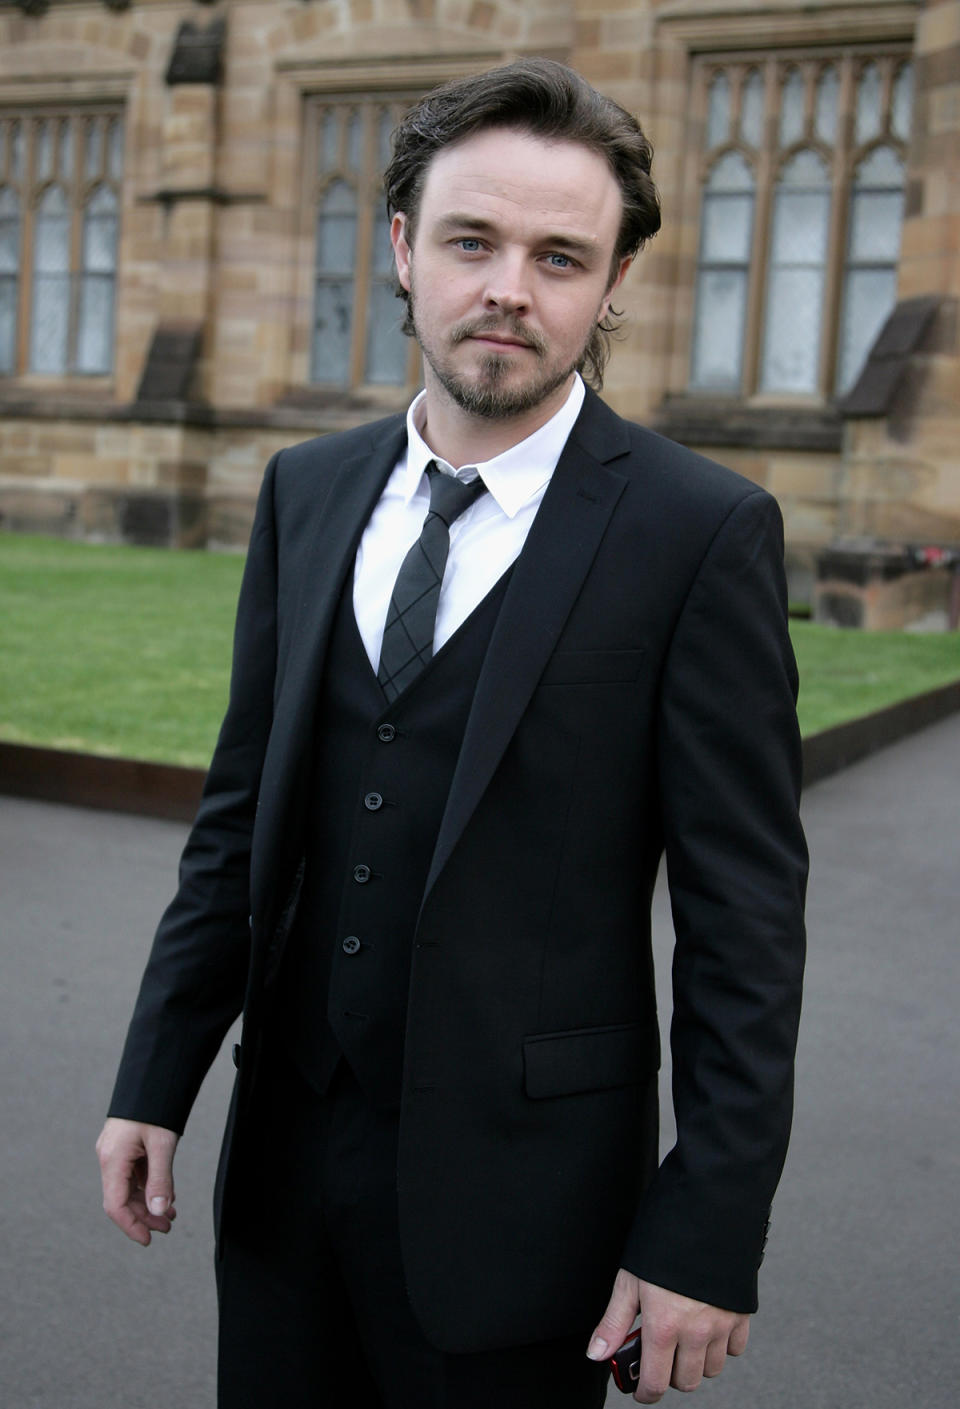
xmin=653 ymin=395 xmax=843 ymax=452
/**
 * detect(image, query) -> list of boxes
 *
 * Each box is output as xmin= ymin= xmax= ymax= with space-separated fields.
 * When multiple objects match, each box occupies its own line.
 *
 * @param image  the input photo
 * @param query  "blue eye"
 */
xmin=458 ymin=238 xmax=482 ymax=252
xmin=546 ymin=253 xmax=572 ymax=268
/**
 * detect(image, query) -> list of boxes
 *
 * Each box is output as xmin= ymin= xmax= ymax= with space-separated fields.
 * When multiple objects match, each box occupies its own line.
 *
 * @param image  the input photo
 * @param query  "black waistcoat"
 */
xmin=276 ymin=570 xmax=511 ymax=1109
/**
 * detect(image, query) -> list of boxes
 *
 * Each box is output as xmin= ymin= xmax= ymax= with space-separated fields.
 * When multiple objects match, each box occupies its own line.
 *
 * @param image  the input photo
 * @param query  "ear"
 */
xmin=599 ymin=255 xmax=633 ymax=321
xmin=391 ymin=213 xmax=412 ymax=292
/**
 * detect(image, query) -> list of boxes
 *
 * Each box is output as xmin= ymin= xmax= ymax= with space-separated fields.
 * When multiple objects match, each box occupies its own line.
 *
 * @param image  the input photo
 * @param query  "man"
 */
xmin=97 ymin=59 xmax=807 ymax=1409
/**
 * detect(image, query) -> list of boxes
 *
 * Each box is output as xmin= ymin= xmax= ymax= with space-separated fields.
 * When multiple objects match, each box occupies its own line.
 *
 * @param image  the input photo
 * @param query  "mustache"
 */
xmin=450 ymin=316 xmax=546 ymax=357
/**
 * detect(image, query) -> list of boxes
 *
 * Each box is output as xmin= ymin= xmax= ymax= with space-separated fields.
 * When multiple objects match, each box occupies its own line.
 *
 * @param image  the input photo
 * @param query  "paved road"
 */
xmin=2 ymin=714 xmax=958 ymax=1407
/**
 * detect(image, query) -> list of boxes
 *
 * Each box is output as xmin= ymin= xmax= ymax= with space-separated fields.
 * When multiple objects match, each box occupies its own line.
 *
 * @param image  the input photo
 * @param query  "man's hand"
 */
xmin=587 ymin=1269 xmax=750 ymax=1401
xmin=96 ymin=1117 xmax=180 ymax=1246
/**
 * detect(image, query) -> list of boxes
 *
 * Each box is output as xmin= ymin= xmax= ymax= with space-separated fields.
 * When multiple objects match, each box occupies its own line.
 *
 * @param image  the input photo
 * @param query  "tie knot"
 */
xmin=425 ymin=461 xmax=487 ymax=527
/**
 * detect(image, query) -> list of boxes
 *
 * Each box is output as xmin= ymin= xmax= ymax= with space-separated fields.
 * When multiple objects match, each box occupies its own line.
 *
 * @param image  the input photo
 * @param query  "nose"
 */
xmin=483 ymin=252 xmax=530 ymax=316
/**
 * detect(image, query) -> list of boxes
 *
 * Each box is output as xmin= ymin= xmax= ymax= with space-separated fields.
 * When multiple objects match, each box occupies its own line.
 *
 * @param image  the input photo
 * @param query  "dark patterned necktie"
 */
xmin=377 ymin=462 xmax=488 ymax=702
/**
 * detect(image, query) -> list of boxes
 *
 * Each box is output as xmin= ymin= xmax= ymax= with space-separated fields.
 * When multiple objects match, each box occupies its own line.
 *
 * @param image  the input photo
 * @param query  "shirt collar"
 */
xmin=401 ymin=374 xmax=586 ymax=519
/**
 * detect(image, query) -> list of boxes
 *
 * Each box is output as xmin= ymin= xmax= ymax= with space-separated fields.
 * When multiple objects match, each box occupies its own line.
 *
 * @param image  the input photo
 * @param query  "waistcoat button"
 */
xmin=364 ymin=791 xmax=383 ymax=811
xmin=342 ymin=935 xmax=361 ymax=955
xmin=377 ymin=723 xmax=396 ymax=743
xmin=353 ymin=864 xmax=371 ymax=884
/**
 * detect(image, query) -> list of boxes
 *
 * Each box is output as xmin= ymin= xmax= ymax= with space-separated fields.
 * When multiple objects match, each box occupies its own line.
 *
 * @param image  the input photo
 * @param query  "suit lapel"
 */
xmin=259 ymin=419 xmax=406 ymax=886
xmin=423 ymin=393 xmax=631 ymax=900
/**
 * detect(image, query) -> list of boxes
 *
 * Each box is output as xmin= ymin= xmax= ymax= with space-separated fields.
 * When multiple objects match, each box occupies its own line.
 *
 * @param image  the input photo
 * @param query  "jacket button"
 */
xmin=232 ymin=1043 xmax=242 ymax=1069
xmin=342 ymin=935 xmax=361 ymax=955
xmin=377 ymin=723 xmax=396 ymax=743
xmin=364 ymin=791 xmax=383 ymax=811
xmin=353 ymin=864 xmax=371 ymax=884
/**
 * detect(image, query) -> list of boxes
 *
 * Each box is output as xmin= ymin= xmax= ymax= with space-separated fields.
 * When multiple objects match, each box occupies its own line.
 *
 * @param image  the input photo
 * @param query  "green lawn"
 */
xmin=0 ymin=535 xmax=243 ymax=766
xmin=1 ymin=535 xmax=958 ymax=765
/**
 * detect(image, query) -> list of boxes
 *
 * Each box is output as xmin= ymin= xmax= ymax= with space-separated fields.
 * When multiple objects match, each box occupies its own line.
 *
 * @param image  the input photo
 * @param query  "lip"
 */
xmin=468 ymin=334 xmax=533 ymax=350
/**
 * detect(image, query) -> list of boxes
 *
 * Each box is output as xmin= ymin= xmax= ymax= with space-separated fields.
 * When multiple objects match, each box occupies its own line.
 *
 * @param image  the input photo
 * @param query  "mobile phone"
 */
xmin=609 ymin=1325 xmax=642 ymax=1393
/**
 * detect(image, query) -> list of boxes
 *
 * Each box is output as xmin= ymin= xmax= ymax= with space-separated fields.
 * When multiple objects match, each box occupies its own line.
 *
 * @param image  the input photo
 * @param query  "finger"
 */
xmin=127 ymin=1190 xmax=176 ymax=1234
xmin=586 ymin=1268 xmax=641 ymax=1361
xmin=672 ymin=1337 xmax=708 ymax=1393
xmin=728 ymin=1316 xmax=750 ymax=1357
xmin=631 ymin=1325 xmax=676 ymax=1403
xmin=702 ymin=1335 xmax=728 ymax=1378
xmin=100 ymin=1148 xmax=152 ymax=1245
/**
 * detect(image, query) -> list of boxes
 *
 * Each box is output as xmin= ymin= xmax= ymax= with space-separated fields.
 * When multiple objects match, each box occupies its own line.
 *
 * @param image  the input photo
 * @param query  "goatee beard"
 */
xmin=412 ymin=299 xmax=580 ymax=421
xmin=434 ymin=350 xmax=578 ymax=420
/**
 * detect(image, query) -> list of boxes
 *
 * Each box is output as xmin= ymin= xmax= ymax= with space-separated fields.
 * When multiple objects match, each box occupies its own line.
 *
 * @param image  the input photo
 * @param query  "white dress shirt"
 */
xmin=353 ymin=375 xmax=586 ymax=672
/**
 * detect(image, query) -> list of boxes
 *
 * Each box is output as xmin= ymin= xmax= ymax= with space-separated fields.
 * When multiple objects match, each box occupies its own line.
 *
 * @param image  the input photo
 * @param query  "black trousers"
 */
xmin=216 ymin=1045 xmax=610 ymax=1409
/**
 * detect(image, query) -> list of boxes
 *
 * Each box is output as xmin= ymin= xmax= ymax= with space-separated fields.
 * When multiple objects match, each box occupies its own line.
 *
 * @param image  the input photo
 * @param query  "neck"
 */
xmin=417 ymin=370 xmax=574 ymax=469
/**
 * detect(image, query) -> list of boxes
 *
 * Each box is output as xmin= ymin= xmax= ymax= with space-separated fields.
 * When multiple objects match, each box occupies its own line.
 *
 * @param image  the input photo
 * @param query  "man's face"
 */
xmin=391 ymin=127 xmax=631 ymax=422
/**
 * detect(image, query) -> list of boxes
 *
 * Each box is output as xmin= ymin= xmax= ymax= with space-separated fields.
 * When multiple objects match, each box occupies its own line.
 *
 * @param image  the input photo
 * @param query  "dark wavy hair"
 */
xmin=383 ymin=58 xmax=661 ymax=388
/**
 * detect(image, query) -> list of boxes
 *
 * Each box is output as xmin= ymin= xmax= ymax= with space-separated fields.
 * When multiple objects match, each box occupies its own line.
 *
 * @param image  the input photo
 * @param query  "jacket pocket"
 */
xmin=538 ymin=648 xmax=645 ymax=686
xmin=523 ymin=1020 xmax=659 ymax=1100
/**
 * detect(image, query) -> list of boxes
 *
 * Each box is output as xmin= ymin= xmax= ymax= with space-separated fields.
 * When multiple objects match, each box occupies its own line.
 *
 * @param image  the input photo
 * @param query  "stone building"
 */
xmin=0 ymin=0 xmax=956 ymax=607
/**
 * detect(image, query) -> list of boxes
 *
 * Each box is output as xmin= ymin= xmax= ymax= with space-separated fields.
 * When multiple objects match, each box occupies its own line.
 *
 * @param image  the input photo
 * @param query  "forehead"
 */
xmin=417 ymin=127 xmax=623 ymax=246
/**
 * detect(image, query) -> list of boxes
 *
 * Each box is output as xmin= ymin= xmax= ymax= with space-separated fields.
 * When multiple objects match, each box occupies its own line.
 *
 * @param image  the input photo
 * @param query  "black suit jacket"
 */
xmin=109 ymin=388 xmax=807 ymax=1352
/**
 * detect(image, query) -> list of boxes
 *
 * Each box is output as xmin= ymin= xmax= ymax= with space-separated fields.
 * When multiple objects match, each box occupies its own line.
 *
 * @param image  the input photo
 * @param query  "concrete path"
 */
xmin=1 ymin=714 xmax=958 ymax=1407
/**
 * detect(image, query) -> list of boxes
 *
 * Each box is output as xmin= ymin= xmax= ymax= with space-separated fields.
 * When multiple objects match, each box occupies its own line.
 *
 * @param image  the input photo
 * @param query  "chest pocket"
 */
xmin=538 ymin=649 xmax=645 ymax=686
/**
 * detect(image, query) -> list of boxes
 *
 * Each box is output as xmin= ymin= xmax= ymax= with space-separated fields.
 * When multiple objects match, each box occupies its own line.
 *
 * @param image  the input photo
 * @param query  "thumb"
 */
xmin=142 ymin=1128 xmax=177 ymax=1215
xmin=587 ymin=1267 xmax=641 ymax=1361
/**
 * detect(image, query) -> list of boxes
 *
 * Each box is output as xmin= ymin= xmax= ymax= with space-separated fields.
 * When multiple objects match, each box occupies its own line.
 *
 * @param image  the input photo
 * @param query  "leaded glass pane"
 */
xmin=369 ymin=213 xmax=394 ymax=277
xmin=347 ymin=112 xmax=363 ymax=173
xmin=856 ymin=145 xmax=903 ymax=189
xmin=762 ymin=267 xmax=823 ymax=391
xmin=848 ymin=188 xmax=904 ymax=261
xmin=690 ymin=269 xmax=748 ymax=390
xmin=316 ymin=181 xmax=356 ymax=271
xmin=378 ymin=109 xmax=394 ymax=169
xmin=0 ymin=188 xmax=19 ymax=273
xmin=707 ymin=150 xmax=754 ymax=193
xmin=892 ymin=63 xmax=914 ymax=141
xmin=779 ymin=69 xmax=805 ymax=147
xmin=321 ymin=110 xmax=339 ymax=171
xmin=855 ymin=63 xmax=882 ymax=144
xmin=76 ymin=274 xmax=114 ymax=373
xmin=60 ymin=120 xmax=74 ymax=181
xmin=779 ymin=148 xmax=830 ymax=189
xmin=815 ymin=66 xmax=839 ymax=143
xmin=312 ymin=280 xmax=353 ymax=384
xmin=836 ymin=268 xmax=897 ymax=392
xmin=0 ymin=276 xmax=16 ymax=372
xmin=35 ymin=186 xmax=69 ymax=271
xmin=770 ymin=188 xmax=830 ymax=263
xmin=30 ymin=274 xmax=69 ymax=373
xmin=83 ymin=186 xmax=118 ymax=272
xmin=107 ymin=119 xmax=123 ymax=180
xmin=86 ymin=118 xmax=103 ymax=179
xmin=365 ymin=280 xmax=407 ymax=385
xmin=740 ymin=71 xmax=765 ymax=147
xmin=701 ymin=192 xmax=753 ymax=262
xmin=706 ymin=72 xmax=730 ymax=149
xmin=11 ymin=121 xmax=23 ymax=181
xmin=36 ymin=121 xmax=53 ymax=181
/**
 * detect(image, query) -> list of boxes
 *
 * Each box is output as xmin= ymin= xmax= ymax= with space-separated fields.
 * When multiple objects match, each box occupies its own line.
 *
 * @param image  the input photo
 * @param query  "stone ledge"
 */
xmin=654 ymin=397 xmax=844 ymax=452
xmin=4 ymin=681 xmax=960 ymax=822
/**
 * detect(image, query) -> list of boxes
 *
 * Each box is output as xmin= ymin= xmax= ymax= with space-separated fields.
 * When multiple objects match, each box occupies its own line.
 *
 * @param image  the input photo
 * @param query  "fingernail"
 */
xmin=587 ymin=1336 xmax=608 ymax=1361
xmin=149 ymin=1196 xmax=167 ymax=1215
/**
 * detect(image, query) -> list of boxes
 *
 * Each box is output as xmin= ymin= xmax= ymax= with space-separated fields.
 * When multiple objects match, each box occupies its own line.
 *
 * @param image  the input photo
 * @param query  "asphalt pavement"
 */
xmin=2 ymin=712 xmax=958 ymax=1408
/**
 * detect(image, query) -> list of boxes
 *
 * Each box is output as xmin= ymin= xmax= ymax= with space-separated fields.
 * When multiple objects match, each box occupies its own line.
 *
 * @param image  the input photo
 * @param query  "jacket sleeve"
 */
xmin=107 ymin=453 xmax=282 ymax=1134
xmin=622 ymin=488 xmax=808 ymax=1312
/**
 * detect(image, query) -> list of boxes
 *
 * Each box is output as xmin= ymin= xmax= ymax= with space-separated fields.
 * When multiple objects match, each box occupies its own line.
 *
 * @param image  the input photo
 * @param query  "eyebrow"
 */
xmin=435 ymin=213 xmax=601 ymax=261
